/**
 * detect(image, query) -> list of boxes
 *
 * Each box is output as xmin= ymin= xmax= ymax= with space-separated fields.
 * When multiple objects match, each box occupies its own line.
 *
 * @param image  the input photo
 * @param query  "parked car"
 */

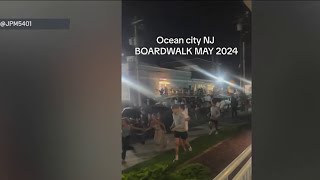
xmin=121 ymin=107 xmax=141 ymax=121
xmin=122 ymin=100 xmax=134 ymax=109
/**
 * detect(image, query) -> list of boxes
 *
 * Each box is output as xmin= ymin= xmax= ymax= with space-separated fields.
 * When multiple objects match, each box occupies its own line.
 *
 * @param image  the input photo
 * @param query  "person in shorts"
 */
xmin=170 ymin=104 xmax=192 ymax=162
xmin=177 ymin=104 xmax=192 ymax=152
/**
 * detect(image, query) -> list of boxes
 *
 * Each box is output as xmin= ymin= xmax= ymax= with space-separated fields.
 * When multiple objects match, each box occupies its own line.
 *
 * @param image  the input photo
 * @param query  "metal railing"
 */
xmin=213 ymin=145 xmax=252 ymax=180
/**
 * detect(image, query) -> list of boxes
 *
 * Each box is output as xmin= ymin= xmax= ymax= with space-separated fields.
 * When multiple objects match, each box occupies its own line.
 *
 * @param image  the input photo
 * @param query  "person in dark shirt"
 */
xmin=231 ymin=95 xmax=238 ymax=118
xmin=121 ymin=118 xmax=144 ymax=164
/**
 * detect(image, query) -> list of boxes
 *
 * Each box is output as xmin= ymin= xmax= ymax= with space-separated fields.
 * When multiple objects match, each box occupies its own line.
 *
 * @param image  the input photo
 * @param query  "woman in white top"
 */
xmin=180 ymin=104 xmax=189 ymax=131
xmin=179 ymin=104 xmax=191 ymax=152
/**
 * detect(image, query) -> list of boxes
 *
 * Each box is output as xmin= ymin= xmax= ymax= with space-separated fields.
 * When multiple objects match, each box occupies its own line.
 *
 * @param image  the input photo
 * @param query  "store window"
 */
xmin=159 ymin=79 xmax=170 ymax=95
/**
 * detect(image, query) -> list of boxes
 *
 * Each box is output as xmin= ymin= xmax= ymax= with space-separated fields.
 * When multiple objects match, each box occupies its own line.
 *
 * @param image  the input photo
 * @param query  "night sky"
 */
xmin=122 ymin=1 xmax=251 ymax=78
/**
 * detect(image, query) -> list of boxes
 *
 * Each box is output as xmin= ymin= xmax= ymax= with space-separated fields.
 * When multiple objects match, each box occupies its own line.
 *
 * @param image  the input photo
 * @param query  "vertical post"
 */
xmin=133 ymin=19 xmax=142 ymax=106
xmin=239 ymin=39 xmax=242 ymax=88
xmin=242 ymin=41 xmax=245 ymax=88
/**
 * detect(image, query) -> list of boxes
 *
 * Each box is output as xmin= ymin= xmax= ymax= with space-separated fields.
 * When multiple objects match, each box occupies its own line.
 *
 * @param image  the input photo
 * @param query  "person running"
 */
xmin=209 ymin=101 xmax=221 ymax=135
xmin=180 ymin=104 xmax=189 ymax=130
xmin=144 ymin=113 xmax=167 ymax=150
xmin=180 ymin=104 xmax=192 ymax=152
xmin=170 ymin=104 xmax=192 ymax=162
xmin=121 ymin=118 xmax=145 ymax=164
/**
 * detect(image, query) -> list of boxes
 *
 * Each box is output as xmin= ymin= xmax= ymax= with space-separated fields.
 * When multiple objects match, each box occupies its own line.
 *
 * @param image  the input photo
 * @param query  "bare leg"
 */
xmin=213 ymin=120 xmax=219 ymax=135
xmin=180 ymin=138 xmax=186 ymax=151
xmin=183 ymin=139 xmax=192 ymax=151
xmin=209 ymin=121 xmax=213 ymax=130
xmin=174 ymin=138 xmax=180 ymax=161
xmin=214 ymin=120 xmax=218 ymax=131
xmin=209 ymin=121 xmax=214 ymax=135
xmin=160 ymin=132 xmax=167 ymax=151
xmin=183 ymin=139 xmax=190 ymax=148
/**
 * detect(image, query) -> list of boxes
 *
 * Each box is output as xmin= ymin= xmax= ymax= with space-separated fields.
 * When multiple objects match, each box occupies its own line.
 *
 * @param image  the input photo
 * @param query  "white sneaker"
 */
xmin=215 ymin=131 xmax=219 ymax=135
xmin=188 ymin=146 xmax=193 ymax=152
xmin=173 ymin=155 xmax=179 ymax=162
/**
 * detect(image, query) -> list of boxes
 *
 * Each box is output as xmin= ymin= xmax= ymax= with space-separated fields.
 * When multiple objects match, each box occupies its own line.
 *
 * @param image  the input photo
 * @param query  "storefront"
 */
xmin=192 ymin=79 xmax=216 ymax=95
xmin=122 ymin=62 xmax=235 ymax=105
xmin=122 ymin=63 xmax=193 ymax=102
xmin=244 ymin=84 xmax=252 ymax=95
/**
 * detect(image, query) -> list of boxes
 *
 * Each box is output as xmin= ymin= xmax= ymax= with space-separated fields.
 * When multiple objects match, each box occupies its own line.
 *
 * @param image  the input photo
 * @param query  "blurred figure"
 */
xmin=164 ymin=87 xmax=168 ymax=96
xmin=144 ymin=113 xmax=167 ymax=150
xmin=195 ymin=104 xmax=200 ymax=121
xmin=204 ymin=94 xmax=211 ymax=102
xmin=231 ymin=95 xmax=238 ymax=118
xmin=121 ymin=118 xmax=144 ymax=164
xmin=174 ymin=98 xmax=178 ymax=104
xmin=160 ymin=88 xmax=164 ymax=95
xmin=245 ymin=98 xmax=250 ymax=112
xmin=208 ymin=101 xmax=221 ymax=135
xmin=180 ymin=104 xmax=189 ymax=131
xmin=219 ymin=99 xmax=228 ymax=119
xmin=180 ymin=104 xmax=191 ymax=152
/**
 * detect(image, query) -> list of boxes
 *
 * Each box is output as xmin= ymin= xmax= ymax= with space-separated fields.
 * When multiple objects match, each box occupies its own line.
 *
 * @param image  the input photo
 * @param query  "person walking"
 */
xmin=231 ymin=95 xmax=238 ymax=118
xmin=194 ymin=103 xmax=200 ymax=121
xmin=208 ymin=101 xmax=221 ymax=135
xmin=170 ymin=104 xmax=192 ymax=162
xmin=121 ymin=118 xmax=145 ymax=164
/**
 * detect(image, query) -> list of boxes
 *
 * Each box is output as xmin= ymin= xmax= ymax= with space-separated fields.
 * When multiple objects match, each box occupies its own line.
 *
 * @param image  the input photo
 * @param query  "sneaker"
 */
xmin=188 ymin=146 xmax=193 ymax=152
xmin=215 ymin=131 xmax=219 ymax=135
xmin=173 ymin=155 xmax=179 ymax=162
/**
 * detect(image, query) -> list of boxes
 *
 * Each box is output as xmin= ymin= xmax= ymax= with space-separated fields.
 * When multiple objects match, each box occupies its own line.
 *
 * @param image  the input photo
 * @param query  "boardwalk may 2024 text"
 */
xmin=134 ymin=36 xmax=239 ymax=56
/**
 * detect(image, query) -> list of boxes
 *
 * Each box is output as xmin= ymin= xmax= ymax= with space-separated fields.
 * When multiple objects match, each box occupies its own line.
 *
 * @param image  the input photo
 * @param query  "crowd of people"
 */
xmin=121 ymin=94 xmax=242 ymax=164
xmin=121 ymin=103 xmax=193 ymax=164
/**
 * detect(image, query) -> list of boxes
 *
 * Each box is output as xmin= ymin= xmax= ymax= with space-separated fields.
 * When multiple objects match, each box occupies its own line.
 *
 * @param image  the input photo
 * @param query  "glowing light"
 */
xmin=181 ymin=63 xmax=244 ymax=91
xmin=217 ymin=77 xmax=224 ymax=82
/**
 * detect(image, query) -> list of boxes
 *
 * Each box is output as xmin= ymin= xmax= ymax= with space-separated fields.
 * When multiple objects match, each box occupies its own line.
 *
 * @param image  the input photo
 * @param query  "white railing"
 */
xmin=233 ymin=157 xmax=252 ymax=180
xmin=213 ymin=145 xmax=252 ymax=180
